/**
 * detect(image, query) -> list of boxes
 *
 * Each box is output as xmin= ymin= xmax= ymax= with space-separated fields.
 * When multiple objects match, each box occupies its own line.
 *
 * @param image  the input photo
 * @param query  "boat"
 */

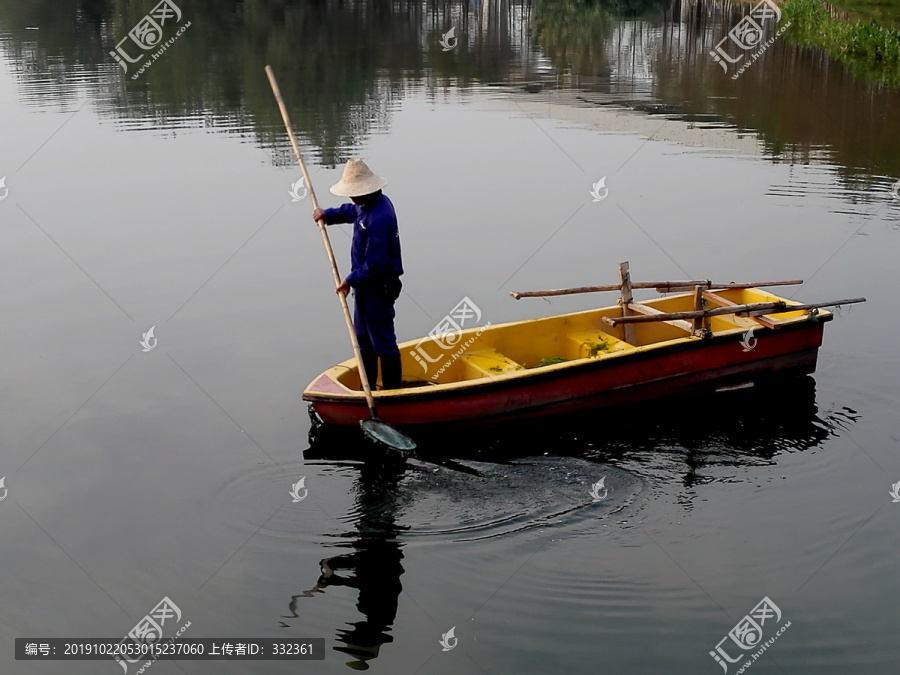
xmin=303 ymin=262 xmax=864 ymax=427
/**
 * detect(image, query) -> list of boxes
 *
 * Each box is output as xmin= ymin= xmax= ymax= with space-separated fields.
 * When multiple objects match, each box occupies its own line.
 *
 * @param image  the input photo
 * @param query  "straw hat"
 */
xmin=329 ymin=158 xmax=388 ymax=197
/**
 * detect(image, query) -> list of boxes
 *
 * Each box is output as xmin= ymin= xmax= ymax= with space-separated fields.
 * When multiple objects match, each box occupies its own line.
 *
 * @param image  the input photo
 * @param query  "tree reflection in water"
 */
xmin=3 ymin=0 xmax=900 ymax=177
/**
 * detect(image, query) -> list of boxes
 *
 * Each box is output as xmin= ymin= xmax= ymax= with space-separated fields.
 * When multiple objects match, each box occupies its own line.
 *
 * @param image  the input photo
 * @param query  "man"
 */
xmin=313 ymin=159 xmax=404 ymax=390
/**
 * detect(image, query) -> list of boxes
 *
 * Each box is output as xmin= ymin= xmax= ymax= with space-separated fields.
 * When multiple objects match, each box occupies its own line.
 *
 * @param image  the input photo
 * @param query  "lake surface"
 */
xmin=1 ymin=1 xmax=898 ymax=673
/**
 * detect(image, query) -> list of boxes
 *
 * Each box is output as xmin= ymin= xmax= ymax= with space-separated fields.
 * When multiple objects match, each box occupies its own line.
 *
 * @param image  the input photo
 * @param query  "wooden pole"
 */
xmin=264 ymin=66 xmax=379 ymax=418
xmin=625 ymin=302 xmax=693 ymax=332
xmin=509 ymin=279 xmax=803 ymax=300
xmin=703 ymin=289 xmax=779 ymax=330
xmin=618 ymin=261 xmax=637 ymax=345
xmin=691 ymin=285 xmax=705 ymax=335
xmin=602 ymin=297 xmax=866 ymax=326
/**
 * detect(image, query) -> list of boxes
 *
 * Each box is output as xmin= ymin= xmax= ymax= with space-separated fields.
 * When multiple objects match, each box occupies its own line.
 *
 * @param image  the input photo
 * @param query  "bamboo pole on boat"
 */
xmin=602 ymin=298 xmax=866 ymax=326
xmin=618 ymin=262 xmax=638 ymax=344
xmin=692 ymin=285 xmax=705 ymax=335
xmin=624 ymin=301 xmax=694 ymax=332
xmin=509 ymin=279 xmax=803 ymax=300
xmin=703 ymin=289 xmax=779 ymax=330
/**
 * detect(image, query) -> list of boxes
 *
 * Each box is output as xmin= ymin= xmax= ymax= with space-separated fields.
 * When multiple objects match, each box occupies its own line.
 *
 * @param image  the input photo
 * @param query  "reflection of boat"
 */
xmin=306 ymin=376 xmax=860 ymax=516
xmin=309 ymin=375 xmax=857 ymax=465
xmin=304 ymin=263 xmax=864 ymax=427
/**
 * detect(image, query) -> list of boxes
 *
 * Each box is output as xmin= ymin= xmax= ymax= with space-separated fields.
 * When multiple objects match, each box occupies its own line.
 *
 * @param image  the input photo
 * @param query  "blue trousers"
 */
xmin=353 ymin=281 xmax=400 ymax=357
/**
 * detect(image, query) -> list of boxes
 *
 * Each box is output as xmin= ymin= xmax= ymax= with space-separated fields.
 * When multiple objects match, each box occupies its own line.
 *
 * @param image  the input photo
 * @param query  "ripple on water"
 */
xmin=213 ymin=460 xmax=355 ymax=545
xmin=211 ymin=456 xmax=642 ymax=549
xmin=361 ymin=457 xmax=645 ymax=542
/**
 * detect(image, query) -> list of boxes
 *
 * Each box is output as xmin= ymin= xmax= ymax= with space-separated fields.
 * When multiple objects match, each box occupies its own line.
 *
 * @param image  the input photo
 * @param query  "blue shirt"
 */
xmin=323 ymin=193 xmax=404 ymax=287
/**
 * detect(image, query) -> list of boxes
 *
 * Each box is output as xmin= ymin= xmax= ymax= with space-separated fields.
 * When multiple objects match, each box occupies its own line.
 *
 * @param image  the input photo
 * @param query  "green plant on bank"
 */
xmin=782 ymin=0 xmax=900 ymax=87
xmin=532 ymin=0 xmax=668 ymax=75
xmin=818 ymin=0 xmax=900 ymax=31
xmin=532 ymin=0 xmax=615 ymax=74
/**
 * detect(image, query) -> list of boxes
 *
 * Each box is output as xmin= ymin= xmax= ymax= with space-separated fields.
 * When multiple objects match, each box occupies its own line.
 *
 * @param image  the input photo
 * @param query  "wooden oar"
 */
xmin=264 ymin=66 xmax=415 ymax=453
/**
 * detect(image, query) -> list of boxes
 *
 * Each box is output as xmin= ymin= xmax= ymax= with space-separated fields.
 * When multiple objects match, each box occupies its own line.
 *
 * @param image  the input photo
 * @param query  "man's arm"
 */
xmin=312 ymin=203 xmax=356 ymax=225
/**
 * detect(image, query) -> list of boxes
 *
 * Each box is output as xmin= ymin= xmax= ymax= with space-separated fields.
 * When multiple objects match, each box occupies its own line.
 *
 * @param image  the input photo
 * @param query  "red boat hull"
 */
xmin=305 ymin=320 xmax=828 ymax=427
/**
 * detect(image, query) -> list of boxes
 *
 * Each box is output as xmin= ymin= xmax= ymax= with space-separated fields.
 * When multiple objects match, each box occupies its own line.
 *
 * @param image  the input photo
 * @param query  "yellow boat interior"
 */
xmin=308 ymin=287 xmax=820 ymax=395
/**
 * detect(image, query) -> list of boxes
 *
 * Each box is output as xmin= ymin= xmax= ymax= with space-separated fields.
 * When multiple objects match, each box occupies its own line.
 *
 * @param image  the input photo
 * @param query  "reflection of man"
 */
xmin=286 ymin=461 xmax=406 ymax=669
xmin=316 ymin=535 xmax=405 ymax=664
xmin=313 ymin=159 xmax=404 ymax=390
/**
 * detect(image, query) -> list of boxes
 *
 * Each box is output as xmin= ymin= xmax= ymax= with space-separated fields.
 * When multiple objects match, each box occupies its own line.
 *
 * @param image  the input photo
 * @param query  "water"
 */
xmin=1 ymin=1 xmax=898 ymax=673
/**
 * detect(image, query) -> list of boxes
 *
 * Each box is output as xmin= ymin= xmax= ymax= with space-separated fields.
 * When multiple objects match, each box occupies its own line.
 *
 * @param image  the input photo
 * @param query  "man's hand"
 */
xmin=336 ymin=280 xmax=351 ymax=297
xmin=313 ymin=208 xmax=326 ymax=225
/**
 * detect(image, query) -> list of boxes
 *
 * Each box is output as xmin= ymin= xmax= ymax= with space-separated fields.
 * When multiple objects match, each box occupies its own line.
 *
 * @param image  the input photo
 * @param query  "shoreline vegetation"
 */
xmin=781 ymin=0 xmax=900 ymax=86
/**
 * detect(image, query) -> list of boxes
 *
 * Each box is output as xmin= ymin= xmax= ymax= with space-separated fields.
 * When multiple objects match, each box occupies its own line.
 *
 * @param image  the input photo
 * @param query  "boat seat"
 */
xmin=567 ymin=330 xmax=634 ymax=358
xmin=460 ymin=349 xmax=525 ymax=378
